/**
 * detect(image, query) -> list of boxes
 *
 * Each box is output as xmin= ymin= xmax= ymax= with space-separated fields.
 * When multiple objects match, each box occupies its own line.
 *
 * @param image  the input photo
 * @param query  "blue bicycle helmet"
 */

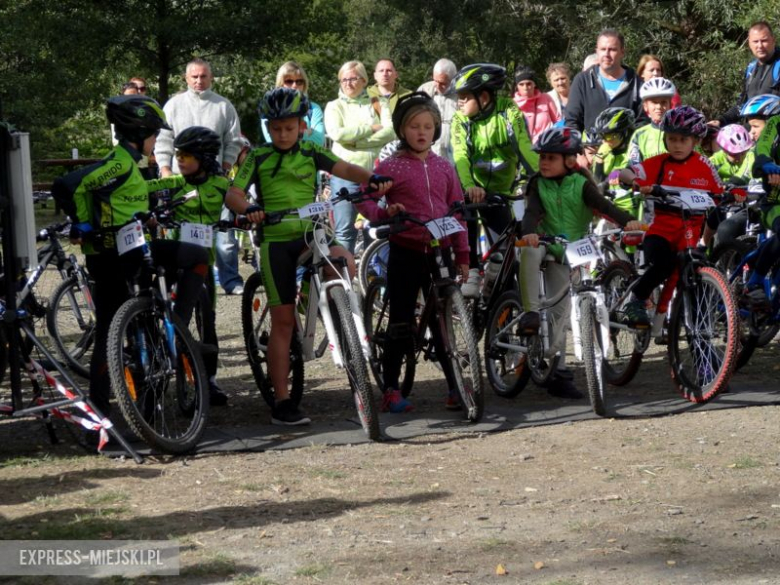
xmin=740 ymin=94 xmax=780 ymax=119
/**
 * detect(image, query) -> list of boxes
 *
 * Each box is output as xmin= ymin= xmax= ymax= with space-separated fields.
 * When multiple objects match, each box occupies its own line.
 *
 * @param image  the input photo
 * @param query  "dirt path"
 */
xmin=2 ymin=279 xmax=780 ymax=584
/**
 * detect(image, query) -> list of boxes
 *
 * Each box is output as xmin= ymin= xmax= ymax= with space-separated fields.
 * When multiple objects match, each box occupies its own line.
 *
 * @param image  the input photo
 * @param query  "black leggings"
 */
xmin=633 ymin=235 xmax=677 ymax=301
xmin=383 ymin=243 xmax=458 ymax=393
xmin=467 ymin=205 xmax=512 ymax=268
xmin=86 ymin=241 xmax=208 ymax=414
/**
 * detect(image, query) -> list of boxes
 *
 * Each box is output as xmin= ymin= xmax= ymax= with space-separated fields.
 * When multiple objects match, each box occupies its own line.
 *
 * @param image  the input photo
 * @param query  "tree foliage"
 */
xmin=1 ymin=0 xmax=777 ymax=158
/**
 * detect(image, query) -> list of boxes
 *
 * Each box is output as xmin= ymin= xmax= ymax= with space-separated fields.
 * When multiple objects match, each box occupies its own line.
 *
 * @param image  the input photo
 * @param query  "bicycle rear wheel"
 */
xmin=484 ymin=289 xmax=530 ymax=397
xmin=331 ymin=286 xmax=379 ymax=440
xmin=362 ymin=278 xmax=415 ymax=396
xmin=580 ymin=296 xmax=607 ymax=416
xmin=47 ymin=274 xmax=95 ymax=378
xmin=443 ymin=286 xmax=483 ymax=422
xmin=241 ymin=271 xmax=304 ymax=408
xmin=600 ymin=261 xmax=646 ymax=386
xmin=667 ymin=266 xmax=739 ymax=402
xmin=358 ymin=238 xmax=389 ymax=297
xmin=107 ymin=297 xmax=208 ymax=453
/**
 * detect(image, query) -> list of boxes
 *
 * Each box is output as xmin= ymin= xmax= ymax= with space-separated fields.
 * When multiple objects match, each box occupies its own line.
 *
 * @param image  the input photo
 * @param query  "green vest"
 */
xmin=536 ymin=173 xmax=593 ymax=259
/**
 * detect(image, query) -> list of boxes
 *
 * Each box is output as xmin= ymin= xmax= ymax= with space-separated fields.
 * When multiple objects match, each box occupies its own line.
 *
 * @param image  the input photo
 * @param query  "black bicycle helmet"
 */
xmin=392 ymin=91 xmax=442 ymax=143
xmin=660 ymin=106 xmax=708 ymax=138
xmin=532 ymin=126 xmax=582 ymax=154
xmin=174 ymin=126 xmax=221 ymax=156
xmin=258 ymin=87 xmax=310 ymax=120
xmin=593 ymin=107 xmax=635 ymax=136
xmin=107 ymin=95 xmax=170 ymax=142
xmin=453 ymin=63 xmax=507 ymax=94
xmin=582 ymin=127 xmax=602 ymax=148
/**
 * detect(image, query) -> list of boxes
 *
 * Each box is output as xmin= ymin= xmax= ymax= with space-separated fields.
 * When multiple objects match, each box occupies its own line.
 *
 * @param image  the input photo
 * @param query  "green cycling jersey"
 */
xmin=709 ymin=149 xmax=755 ymax=184
xmin=232 ymin=142 xmax=339 ymax=242
xmin=628 ymin=123 xmax=666 ymax=165
xmin=451 ymin=96 xmax=539 ymax=195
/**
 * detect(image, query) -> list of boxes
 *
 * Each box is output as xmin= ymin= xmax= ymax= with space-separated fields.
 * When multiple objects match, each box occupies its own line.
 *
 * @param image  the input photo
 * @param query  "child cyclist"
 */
xmin=628 ymin=78 xmax=676 ymax=164
xmin=740 ymin=94 xmax=780 ymax=142
xmin=703 ymin=124 xmax=755 ymax=248
xmin=355 ymin=92 xmax=469 ymax=413
xmin=146 ymin=126 xmax=230 ymax=406
xmin=618 ymin=106 xmax=724 ymax=326
xmin=744 ymin=102 xmax=780 ymax=305
xmin=451 ymin=63 xmax=539 ymax=297
xmin=225 ymin=88 xmax=392 ymax=425
xmin=592 ymin=107 xmax=636 ymax=187
xmin=52 ymin=96 xmax=208 ymax=438
xmin=518 ymin=127 xmax=643 ymax=399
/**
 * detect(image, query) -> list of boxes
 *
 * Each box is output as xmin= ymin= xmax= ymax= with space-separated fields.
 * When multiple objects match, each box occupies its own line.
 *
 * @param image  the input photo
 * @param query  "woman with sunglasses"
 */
xmin=260 ymin=61 xmax=325 ymax=146
xmin=324 ymin=60 xmax=395 ymax=253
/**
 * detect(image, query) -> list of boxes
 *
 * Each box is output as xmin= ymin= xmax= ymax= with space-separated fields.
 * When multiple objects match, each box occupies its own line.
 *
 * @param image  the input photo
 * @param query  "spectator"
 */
xmin=324 ymin=60 xmax=395 ymax=253
xmin=260 ymin=61 xmax=325 ymax=146
xmin=367 ymin=58 xmax=412 ymax=113
xmin=418 ymin=58 xmax=458 ymax=161
xmin=636 ymin=54 xmax=682 ymax=107
xmin=718 ymin=21 xmax=780 ymax=127
xmin=582 ymin=53 xmax=599 ymax=71
xmin=155 ymin=58 xmax=244 ymax=294
xmin=129 ymin=77 xmax=148 ymax=95
xmin=121 ymin=82 xmax=139 ymax=95
xmin=512 ymin=65 xmax=561 ymax=143
xmin=546 ymin=62 xmax=572 ymax=117
xmin=565 ymin=29 xmax=644 ymax=132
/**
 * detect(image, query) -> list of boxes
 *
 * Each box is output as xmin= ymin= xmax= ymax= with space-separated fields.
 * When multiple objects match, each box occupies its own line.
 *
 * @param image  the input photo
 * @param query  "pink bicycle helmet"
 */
xmin=660 ymin=106 xmax=708 ymax=138
xmin=716 ymin=124 xmax=754 ymax=155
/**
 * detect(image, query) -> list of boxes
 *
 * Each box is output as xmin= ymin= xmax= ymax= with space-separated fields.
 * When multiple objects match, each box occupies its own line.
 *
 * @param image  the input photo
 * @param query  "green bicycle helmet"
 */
xmin=258 ymin=87 xmax=310 ymax=120
xmin=453 ymin=63 xmax=507 ymax=94
xmin=593 ymin=107 xmax=635 ymax=137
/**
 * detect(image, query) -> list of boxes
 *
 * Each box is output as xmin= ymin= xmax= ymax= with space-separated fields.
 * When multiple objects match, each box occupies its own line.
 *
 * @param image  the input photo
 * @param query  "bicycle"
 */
xmin=103 ymin=197 xmax=210 ymax=454
xmin=362 ymin=204 xmax=484 ymax=422
xmin=241 ymin=189 xmax=380 ymax=439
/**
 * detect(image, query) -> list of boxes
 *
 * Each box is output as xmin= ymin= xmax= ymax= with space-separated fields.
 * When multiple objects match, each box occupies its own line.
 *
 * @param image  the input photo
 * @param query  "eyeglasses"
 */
xmin=602 ymin=132 xmax=623 ymax=142
xmin=340 ymin=77 xmax=361 ymax=85
xmin=283 ymin=78 xmax=305 ymax=87
xmin=175 ymin=151 xmax=196 ymax=162
xmin=136 ymin=86 xmax=147 ymax=92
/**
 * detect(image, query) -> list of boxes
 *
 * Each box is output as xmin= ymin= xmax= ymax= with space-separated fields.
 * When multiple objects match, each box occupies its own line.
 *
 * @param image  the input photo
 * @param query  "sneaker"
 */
xmin=461 ymin=268 xmax=482 ymax=298
xmin=622 ymin=300 xmax=650 ymax=328
xmin=381 ymin=388 xmax=414 ymax=413
xmin=209 ymin=380 xmax=228 ymax=406
xmin=445 ymin=388 xmax=462 ymax=411
xmin=544 ymin=376 xmax=584 ymax=399
xmin=271 ymin=399 xmax=311 ymax=426
xmin=518 ymin=311 xmax=540 ymax=334
xmin=228 ymin=285 xmax=245 ymax=296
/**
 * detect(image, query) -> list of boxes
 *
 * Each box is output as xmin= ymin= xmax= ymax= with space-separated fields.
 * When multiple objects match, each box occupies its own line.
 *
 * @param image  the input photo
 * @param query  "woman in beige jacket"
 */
xmin=324 ymin=60 xmax=395 ymax=252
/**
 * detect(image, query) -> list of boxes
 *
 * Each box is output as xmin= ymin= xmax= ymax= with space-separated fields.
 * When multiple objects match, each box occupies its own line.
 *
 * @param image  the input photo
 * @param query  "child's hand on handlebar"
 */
xmin=521 ymin=233 xmax=540 ymax=247
xmin=386 ymin=203 xmax=405 ymax=217
xmin=638 ymin=184 xmax=655 ymax=195
xmin=368 ymin=174 xmax=393 ymax=193
xmin=457 ymin=264 xmax=470 ymax=282
xmin=625 ymin=220 xmax=644 ymax=232
xmin=465 ymin=186 xmax=486 ymax=203
xmin=244 ymin=205 xmax=265 ymax=223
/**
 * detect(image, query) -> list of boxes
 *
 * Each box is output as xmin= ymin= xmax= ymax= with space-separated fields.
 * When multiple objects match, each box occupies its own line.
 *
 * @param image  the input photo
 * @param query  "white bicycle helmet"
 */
xmin=716 ymin=124 xmax=754 ymax=155
xmin=640 ymin=77 xmax=676 ymax=101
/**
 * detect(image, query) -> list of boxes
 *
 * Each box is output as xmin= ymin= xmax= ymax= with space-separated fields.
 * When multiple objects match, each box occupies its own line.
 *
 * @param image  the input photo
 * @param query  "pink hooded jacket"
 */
xmin=513 ymin=89 xmax=561 ymax=143
xmin=357 ymin=150 xmax=468 ymax=265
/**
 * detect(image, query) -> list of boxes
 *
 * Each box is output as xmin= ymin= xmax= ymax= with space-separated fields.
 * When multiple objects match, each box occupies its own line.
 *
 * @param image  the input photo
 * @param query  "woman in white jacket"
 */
xmin=324 ymin=60 xmax=395 ymax=252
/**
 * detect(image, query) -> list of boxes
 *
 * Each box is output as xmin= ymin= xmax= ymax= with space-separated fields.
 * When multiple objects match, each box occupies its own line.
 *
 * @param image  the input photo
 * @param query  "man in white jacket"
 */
xmin=418 ymin=58 xmax=458 ymax=162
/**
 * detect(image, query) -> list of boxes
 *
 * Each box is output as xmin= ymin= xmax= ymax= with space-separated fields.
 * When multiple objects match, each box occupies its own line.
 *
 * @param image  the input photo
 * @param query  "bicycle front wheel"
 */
xmin=443 ymin=286 xmax=484 ymax=422
xmin=241 ymin=271 xmax=304 ymax=408
xmin=358 ymin=238 xmax=390 ymax=297
xmin=580 ymin=296 xmax=607 ymax=416
xmin=484 ymin=289 xmax=530 ymax=397
xmin=332 ymin=287 xmax=380 ymax=440
xmin=668 ymin=266 xmax=739 ymax=402
xmin=47 ymin=274 xmax=95 ymax=378
xmin=107 ymin=297 xmax=209 ymax=453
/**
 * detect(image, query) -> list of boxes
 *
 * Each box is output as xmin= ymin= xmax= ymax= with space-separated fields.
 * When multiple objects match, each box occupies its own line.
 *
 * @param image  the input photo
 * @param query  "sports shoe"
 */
xmin=381 ymin=388 xmax=414 ymax=413
xmin=544 ymin=376 xmax=584 ymax=399
xmin=209 ymin=380 xmax=228 ymax=406
xmin=271 ymin=399 xmax=311 ymax=425
xmin=461 ymin=268 xmax=482 ymax=298
xmin=445 ymin=388 xmax=462 ymax=411
xmin=622 ymin=300 xmax=650 ymax=328
xmin=518 ymin=311 xmax=540 ymax=333
xmin=228 ymin=285 xmax=245 ymax=296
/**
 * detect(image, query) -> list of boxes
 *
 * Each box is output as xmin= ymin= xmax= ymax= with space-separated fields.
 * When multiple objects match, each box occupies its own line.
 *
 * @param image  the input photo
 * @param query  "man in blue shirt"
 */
xmin=565 ymin=29 xmax=646 ymax=132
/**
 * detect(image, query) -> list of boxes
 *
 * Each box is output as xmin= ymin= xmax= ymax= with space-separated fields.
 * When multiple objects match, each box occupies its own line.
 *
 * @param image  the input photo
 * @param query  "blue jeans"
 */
xmin=329 ymin=176 xmax=359 ymax=253
xmin=215 ymin=229 xmax=243 ymax=292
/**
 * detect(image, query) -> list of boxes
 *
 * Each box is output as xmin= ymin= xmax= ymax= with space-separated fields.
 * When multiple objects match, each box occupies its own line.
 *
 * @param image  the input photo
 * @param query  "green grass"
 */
xmin=83 ymin=489 xmax=130 ymax=507
xmin=479 ymin=538 xmax=512 ymax=551
xmin=294 ymin=563 xmax=331 ymax=578
xmin=181 ymin=552 xmax=236 ymax=577
xmin=658 ymin=536 xmax=692 ymax=547
xmin=234 ymin=575 xmax=278 ymax=585
xmin=21 ymin=508 xmax=131 ymax=540
xmin=731 ymin=456 xmax=761 ymax=469
xmin=239 ymin=482 xmax=266 ymax=492
xmin=309 ymin=468 xmax=346 ymax=480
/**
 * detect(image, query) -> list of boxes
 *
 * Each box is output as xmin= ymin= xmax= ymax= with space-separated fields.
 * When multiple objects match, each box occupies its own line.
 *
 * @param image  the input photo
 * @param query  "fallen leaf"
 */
xmin=666 ymin=560 xmax=677 ymax=567
xmin=524 ymin=487 xmax=538 ymax=492
xmin=534 ymin=561 xmax=545 ymax=570
xmin=496 ymin=564 xmax=507 ymax=575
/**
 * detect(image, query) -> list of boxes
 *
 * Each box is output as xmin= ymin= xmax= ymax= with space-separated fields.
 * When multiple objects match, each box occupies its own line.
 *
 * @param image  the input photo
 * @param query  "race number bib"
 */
xmin=180 ymin=222 xmax=213 ymax=248
xmin=425 ymin=217 xmax=465 ymax=239
xmin=116 ymin=221 xmax=145 ymax=256
xmin=512 ymin=199 xmax=525 ymax=220
xmin=298 ymin=201 xmax=332 ymax=218
xmin=677 ymin=190 xmax=713 ymax=211
xmin=565 ymin=236 xmax=602 ymax=267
